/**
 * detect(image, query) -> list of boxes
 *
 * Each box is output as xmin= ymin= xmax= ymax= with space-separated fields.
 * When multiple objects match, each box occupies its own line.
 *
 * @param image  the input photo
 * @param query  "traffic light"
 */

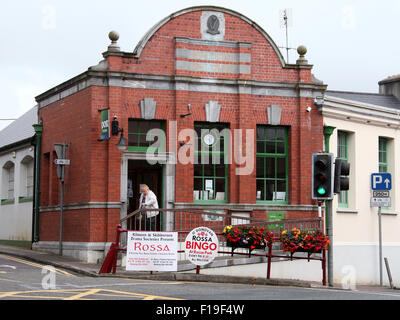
xmin=312 ymin=153 xmax=334 ymax=200
xmin=334 ymin=159 xmax=350 ymax=194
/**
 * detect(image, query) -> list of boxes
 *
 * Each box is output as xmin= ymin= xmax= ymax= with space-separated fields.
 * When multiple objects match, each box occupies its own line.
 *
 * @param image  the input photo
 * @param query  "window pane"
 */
xmin=339 ymin=191 xmax=348 ymax=205
xmin=257 ymin=141 xmax=265 ymax=154
xmin=139 ymin=134 xmax=147 ymax=147
xmin=203 ymin=164 xmax=214 ymax=177
xmin=276 ymin=181 xmax=287 ymax=201
xmin=277 ymin=180 xmax=286 ymax=193
xmin=139 ymin=121 xmax=151 ymax=133
xmin=256 ymin=157 xmax=264 ymax=178
xmin=265 ymin=128 xmax=275 ymax=140
xmin=256 ymin=180 xmax=264 ymax=201
xmin=265 ymin=180 xmax=275 ymax=201
xmin=128 ymin=120 xmax=139 ymax=133
xmin=276 ymin=142 xmax=285 ymax=154
xmin=215 ymin=164 xmax=225 ymax=178
xmin=215 ymin=179 xmax=225 ymax=200
xmin=194 ymin=164 xmax=202 ymax=177
xmin=194 ymin=178 xmax=202 ymax=200
xmin=257 ymin=127 xmax=265 ymax=140
xmin=128 ymin=134 xmax=137 ymax=146
xmin=276 ymin=128 xmax=285 ymax=141
xmin=277 ymin=158 xmax=286 ymax=179
xmin=266 ymin=141 xmax=275 ymax=154
xmin=265 ymin=158 xmax=275 ymax=178
xmin=150 ymin=121 xmax=161 ymax=130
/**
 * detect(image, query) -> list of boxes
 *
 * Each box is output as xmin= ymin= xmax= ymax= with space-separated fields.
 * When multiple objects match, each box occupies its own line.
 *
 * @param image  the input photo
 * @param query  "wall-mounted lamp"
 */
xmin=180 ymin=104 xmax=192 ymax=118
xmin=116 ymin=128 xmax=127 ymax=151
xmin=111 ymin=116 xmax=127 ymax=151
xmin=314 ymin=96 xmax=324 ymax=106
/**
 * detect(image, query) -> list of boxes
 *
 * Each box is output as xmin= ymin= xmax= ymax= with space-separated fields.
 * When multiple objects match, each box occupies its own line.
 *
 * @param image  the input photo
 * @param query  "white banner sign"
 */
xmin=126 ymin=231 xmax=178 ymax=272
xmin=185 ymin=227 xmax=219 ymax=266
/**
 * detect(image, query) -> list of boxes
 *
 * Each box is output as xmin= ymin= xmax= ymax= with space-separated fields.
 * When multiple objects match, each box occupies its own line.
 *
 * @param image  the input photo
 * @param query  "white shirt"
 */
xmin=139 ymin=190 xmax=159 ymax=218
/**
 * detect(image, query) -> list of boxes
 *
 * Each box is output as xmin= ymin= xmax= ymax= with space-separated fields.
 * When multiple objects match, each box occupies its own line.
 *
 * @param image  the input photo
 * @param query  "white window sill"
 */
xmin=336 ymin=208 xmax=359 ymax=214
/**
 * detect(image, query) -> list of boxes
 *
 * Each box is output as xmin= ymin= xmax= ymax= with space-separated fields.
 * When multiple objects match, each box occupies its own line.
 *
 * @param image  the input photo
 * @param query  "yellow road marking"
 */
xmin=104 ymin=289 xmax=183 ymax=300
xmin=0 ymin=254 xmax=75 ymax=277
xmin=5 ymin=294 xmax=94 ymax=300
xmin=63 ymin=288 xmax=101 ymax=300
xmin=0 ymin=288 xmax=183 ymax=300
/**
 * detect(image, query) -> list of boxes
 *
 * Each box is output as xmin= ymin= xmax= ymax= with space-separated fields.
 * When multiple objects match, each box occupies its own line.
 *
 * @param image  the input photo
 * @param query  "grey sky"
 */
xmin=0 ymin=0 xmax=399 ymax=130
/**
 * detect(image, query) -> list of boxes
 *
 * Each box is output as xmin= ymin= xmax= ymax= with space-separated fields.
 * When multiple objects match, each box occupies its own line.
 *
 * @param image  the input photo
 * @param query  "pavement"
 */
xmin=0 ymin=244 xmax=398 ymax=297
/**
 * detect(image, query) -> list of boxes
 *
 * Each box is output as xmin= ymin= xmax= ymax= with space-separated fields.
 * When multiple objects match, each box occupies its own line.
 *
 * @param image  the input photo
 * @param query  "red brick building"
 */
xmin=34 ymin=6 xmax=327 ymax=262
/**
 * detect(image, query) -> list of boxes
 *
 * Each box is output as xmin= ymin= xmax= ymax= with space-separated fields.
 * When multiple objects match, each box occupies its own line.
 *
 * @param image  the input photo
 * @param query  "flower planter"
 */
xmin=226 ymin=238 xmax=267 ymax=258
xmin=281 ymin=228 xmax=329 ymax=262
xmin=223 ymin=225 xmax=273 ymax=258
xmin=288 ymin=247 xmax=324 ymax=262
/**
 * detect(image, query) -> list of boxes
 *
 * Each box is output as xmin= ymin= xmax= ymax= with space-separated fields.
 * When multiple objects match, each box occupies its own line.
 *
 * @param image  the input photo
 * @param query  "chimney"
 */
xmin=379 ymin=75 xmax=400 ymax=100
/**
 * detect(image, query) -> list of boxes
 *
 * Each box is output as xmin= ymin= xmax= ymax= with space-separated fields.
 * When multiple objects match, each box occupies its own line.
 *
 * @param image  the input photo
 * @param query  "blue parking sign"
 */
xmin=371 ymin=173 xmax=392 ymax=191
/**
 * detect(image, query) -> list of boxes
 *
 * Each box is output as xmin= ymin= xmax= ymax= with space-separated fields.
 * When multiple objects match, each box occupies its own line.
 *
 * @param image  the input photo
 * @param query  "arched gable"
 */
xmin=133 ymin=6 xmax=286 ymax=67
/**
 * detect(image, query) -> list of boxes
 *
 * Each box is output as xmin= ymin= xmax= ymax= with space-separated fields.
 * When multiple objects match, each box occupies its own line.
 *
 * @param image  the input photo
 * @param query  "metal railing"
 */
xmin=101 ymin=208 xmax=326 ymax=285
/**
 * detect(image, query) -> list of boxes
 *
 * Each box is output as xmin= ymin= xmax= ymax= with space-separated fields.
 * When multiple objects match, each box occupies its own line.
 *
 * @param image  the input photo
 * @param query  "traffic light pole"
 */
xmin=326 ymin=199 xmax=333 ymax=286
xmin=323 ymin=126 xmax=335 ymax=287
xmin=317 ymin=200 xmax=323 ymax=229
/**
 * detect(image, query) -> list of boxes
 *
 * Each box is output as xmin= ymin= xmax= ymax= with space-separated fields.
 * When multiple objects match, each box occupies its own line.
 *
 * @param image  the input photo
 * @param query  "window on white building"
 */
xmin=20 ymin=156 xmax=34 ymax=201
xmin=2 ymin=161 xmax=15 ymax=204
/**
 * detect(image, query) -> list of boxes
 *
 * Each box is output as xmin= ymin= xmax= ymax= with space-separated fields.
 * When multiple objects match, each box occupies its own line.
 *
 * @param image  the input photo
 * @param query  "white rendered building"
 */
xmin=0 ymin=106 xmax=37 ymax=246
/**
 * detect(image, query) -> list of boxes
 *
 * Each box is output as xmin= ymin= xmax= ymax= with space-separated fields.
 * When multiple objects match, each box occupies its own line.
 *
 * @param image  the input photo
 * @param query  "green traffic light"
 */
xmin=317 ymin=186 xmax=326 ymax=195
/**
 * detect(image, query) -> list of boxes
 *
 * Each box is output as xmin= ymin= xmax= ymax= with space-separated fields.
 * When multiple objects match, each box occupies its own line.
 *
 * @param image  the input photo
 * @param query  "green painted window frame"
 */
xmin=256 ymin=126 xmax=289 ymax=204
xmin=337 ymin=131 xmax=349 ymax=208
xmin=378 ymin=137 xmax=391 ymax=210
xmin=193 ymin=122 xmax=229 ymax=204
xmin=1 ymin=198 xmax=15 ymax=206
xmin=18 ymin=196 xmax=33 ymax=203
xmin=379 ymin=137 xmax=388 ymax=173
xmin=127 ymin=119 xmax=165 ymax=152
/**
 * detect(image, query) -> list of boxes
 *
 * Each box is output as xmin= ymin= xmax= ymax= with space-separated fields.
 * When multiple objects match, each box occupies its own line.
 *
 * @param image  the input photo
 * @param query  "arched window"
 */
xmin=2 ymin=161 xmax=15 ymax=204
xmin=20 ymin=156 xmax=34 ymax=200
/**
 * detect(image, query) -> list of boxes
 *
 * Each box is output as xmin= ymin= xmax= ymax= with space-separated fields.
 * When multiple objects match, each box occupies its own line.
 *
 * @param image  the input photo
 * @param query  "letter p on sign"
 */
xmin=371 ymin=173 xmax=392 ymax=191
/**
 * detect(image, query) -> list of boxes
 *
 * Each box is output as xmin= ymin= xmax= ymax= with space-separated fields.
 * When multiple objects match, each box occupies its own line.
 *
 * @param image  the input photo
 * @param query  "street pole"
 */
xmin=55 ymin=142 xmax=68 ymax=256
xmin=317 ymin=201 xmax=323 ymax=230
xmin=59 ymin=179 xmax=64 ymax=256
xmin=378 ymin=206 xmax=383 ymax=286
xmin=323 ymin=126 xmax=335 ymax=287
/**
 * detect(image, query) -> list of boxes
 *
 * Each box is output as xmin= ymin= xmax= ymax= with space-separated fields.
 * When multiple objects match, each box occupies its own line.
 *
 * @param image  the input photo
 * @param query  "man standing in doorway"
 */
xmin=139 ymin=184 xmax=159 ymax=231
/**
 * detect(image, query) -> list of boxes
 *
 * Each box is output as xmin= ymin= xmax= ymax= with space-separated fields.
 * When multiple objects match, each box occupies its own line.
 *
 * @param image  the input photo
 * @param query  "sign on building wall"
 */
xmin=185 ymin=227 xmax=219 ymax=266
xmin=100 ymin=109 xmax=110 ymax=140
xmin=126 ymin=231 xmax=178 ymax=272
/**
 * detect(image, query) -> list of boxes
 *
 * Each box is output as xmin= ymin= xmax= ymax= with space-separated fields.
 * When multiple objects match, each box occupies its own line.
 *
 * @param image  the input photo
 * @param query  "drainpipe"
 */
xmin=323 ymin=126 xmax=336 ymax=287
xmin=32 ymin=124 xmax=43 ymax=243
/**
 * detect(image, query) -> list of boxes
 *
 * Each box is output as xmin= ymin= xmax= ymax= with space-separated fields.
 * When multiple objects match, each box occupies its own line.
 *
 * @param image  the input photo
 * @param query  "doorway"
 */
xmin=127 ymin=160 xmax=163 ymax=230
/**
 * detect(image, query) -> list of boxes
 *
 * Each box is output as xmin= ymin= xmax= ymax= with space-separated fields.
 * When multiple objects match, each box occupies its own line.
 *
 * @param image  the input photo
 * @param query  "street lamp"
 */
xmin=116 ymin=128 xmax=127 ymax=151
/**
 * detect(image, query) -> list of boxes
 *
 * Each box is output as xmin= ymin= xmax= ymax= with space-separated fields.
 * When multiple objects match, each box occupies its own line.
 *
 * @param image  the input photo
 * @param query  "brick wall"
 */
xmin=37 ymin=7 xmax=323 ymax=243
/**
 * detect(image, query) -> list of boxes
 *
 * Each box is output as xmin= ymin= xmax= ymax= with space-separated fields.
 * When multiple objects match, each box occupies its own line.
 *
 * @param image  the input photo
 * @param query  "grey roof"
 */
xmin=326 ymin=90 xmax=400 ymax=110
xmin=0 ymin=106 xmax=38 ymax=149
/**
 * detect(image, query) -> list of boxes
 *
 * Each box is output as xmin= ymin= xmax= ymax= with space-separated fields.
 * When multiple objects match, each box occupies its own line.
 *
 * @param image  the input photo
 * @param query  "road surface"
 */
xmin=0 ymin=254 xmax=399 ymax=300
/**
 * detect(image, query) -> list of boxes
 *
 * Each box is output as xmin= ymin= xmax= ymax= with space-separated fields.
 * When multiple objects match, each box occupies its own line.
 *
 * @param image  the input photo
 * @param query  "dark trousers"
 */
xmin=145 ymin=216 xmax=156 ymax=231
